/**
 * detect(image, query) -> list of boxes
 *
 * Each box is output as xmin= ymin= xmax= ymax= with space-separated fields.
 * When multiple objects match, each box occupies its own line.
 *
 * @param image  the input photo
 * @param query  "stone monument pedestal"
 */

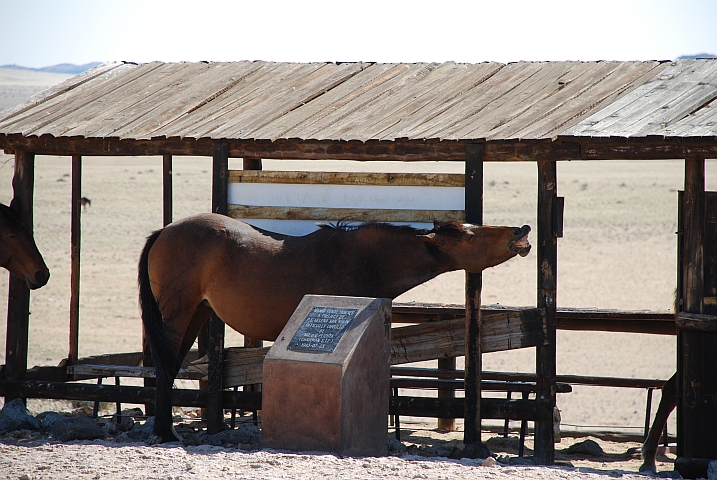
xmin=261 ymin=295 xmax=391 ymax=456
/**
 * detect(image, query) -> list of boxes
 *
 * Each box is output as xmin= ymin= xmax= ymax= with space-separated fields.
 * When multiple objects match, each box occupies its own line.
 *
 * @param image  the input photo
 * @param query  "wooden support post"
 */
xmin=535 ymin=160 xmax=558 ymax=465
xmin=437 ymin=356 xmax=456 ymax=431
xmin=4 ymin=151 xmax=34 ymax=402
xmin=69 ymin=155 xmax=82 ymax=365
xmin=677 ymin=158 xmax=717 ymax=463
xmin=202 ymin=143 xmax=228 ymax=434
xmin=464 ymin=143 xmax=484 ymax=445
xmin=241 ymin=158 xmax=264 ymax=351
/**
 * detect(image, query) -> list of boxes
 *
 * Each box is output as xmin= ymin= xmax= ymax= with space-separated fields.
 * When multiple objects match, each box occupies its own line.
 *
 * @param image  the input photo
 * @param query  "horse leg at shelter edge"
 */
xmin=139 ymin=229 xmax=214 ymax=442
xmin=640 ymin=372 xmax=677 ymax=473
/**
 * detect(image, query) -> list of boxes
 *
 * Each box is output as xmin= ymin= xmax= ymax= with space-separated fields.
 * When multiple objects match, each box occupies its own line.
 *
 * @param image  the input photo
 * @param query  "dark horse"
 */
xmin=139 ymin=213 xmax=531 ymax=442
xmin=0 ymin=203 xmax=49 ymax=289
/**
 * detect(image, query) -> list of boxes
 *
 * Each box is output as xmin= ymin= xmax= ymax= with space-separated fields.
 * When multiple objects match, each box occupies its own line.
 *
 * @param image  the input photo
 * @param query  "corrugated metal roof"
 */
xmin=0 ymin=59 xmax=715 ymax=144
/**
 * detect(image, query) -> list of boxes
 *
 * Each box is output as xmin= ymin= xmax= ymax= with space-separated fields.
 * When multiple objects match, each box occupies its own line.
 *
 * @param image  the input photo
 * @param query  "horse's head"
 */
xmin=418 ymin=221 xmax=531 ymax=273
xmin=0 ymin=204 xmax=50 ymax=289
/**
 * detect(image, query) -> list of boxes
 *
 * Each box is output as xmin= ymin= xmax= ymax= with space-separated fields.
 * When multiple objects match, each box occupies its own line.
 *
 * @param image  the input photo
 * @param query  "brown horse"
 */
xmin=0 ymin=203 xmax=49 ymax=289
xmin=138 ymin=214 xmax=531 ymax=442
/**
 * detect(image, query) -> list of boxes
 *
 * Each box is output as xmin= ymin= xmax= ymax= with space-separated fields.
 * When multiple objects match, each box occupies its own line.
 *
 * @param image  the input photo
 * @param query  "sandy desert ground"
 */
xmin=0 ymin=69 xmax=715 ymax=478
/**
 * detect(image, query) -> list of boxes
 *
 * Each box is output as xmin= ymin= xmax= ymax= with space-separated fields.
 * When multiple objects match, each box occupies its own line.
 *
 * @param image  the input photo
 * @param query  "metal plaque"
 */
xmin=287 ymin=306 xmax=359 ymax=353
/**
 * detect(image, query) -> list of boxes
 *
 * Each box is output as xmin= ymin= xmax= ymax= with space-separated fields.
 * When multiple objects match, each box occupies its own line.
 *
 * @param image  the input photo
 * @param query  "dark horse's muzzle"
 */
xmin=509 ymin=225 xmax=531 ymax=257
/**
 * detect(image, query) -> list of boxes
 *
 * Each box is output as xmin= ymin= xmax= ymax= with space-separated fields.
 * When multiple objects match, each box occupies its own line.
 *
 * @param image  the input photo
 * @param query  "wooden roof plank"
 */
xmin=407 ymin=62 xmax=550 ymax=140
xmin=216 ymin=63 xmax=369 ymax=139
xmin=0 ymin=61 xmax=126 ymax=125
xmin=371 ymin=63 xmax=504 ymax=141
xmin=0 ymin=62 xmax=162 ymax=136
xmin=108 ymin=62 xmax=265 ymax=139
xmin=563 ymin=60 xmax=717 ymax=138
xmin=253 ymin=63 xmax=400 ymax=140
xmin=439 ymin=61 xmax=578 ymax=140
xmin=298 ymin=63 xmax=444 ymax=141
xmin=193 ymin=62 xmax=329 ymax=138
xmin=333 ymin=62 xmax=471 ymax=141
xmin=264 ymin=64 xmax=413 ymax=140
xmin=666 ymin=98 xmax=717 ymax=137
xmin=150 ymin=62 xmax=300 ymax=138
xmin=57 ymin=62 xmax=205 ymax=138
xmin=517 ymin=61 xmax=666 ymax=140
xmin=474 ymin=61 xmax=620 ymax=140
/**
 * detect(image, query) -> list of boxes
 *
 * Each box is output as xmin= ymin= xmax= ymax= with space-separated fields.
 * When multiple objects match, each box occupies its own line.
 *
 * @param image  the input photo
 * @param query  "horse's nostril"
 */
xmin=35 ymin=269 xmax=49 ymax=285
xmin=513 ymin=228 xmax=521 ymax=236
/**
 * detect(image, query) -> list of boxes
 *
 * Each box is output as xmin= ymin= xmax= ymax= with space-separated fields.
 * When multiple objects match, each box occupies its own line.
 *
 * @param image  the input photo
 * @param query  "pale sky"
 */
xmin=1 ymin=0 xmax=716 ymax=68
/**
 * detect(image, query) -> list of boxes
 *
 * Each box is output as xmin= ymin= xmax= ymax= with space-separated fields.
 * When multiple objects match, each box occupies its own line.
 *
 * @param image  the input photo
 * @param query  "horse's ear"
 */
xmin=417 ymin=232 xmax=442 ymax=246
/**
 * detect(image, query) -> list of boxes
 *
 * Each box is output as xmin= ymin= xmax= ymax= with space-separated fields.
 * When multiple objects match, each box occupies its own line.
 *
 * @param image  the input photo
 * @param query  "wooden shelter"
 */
xmin=0 ymin=59 xmax=716 ymax=468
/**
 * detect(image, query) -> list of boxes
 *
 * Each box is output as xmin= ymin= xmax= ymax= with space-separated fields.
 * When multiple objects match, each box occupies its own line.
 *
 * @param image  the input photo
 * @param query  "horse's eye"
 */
xmin=6 ymin=233 xmax=16 ymax=239
xmin=513 ymin=228 xmax=521 ymax=236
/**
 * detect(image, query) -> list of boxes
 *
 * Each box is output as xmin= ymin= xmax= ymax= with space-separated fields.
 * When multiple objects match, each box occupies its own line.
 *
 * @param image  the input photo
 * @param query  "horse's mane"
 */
xmin=318 ymin=219 xmax=469 ymax=236
xmin=317 ymin=220 xmax=470 ymax=264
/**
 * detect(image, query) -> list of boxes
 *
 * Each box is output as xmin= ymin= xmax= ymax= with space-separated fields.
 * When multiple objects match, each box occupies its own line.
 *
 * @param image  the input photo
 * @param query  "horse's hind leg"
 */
xmin=640 ymin=372 xmax=677 ymax=473
xmin=153 ymin=302 xmax=214 ymax=443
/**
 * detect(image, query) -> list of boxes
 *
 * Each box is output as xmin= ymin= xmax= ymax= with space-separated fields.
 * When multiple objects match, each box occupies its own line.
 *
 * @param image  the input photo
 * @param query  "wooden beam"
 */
xmin=675 ymin=312 xmax=717 ymax=333
xmin=3 ymin=136 xmax=717 ymax=162
xmin=228 ymin=205 xmax=464 ymax=223
xmin=4 ymin=150 xmax=34 ymax=402
xmin=463 ymin=143 xmax=483 ymax=445
xmin=201 ymin=142 xmax=229 ymax=434
xmin=535 ymin=160 xmax=558 ymax=465
xmin=228 ymin=170 xmax=465 ymax=187
xmin=0 ymin=380 xmax=262 ymax=410
xmin=389 ymin=396 xmax=553 ymax=422
xmin=69 ymin=155 xmax=82 ymax=365
xmin=241 ymin=158 xmax=264 ymax=352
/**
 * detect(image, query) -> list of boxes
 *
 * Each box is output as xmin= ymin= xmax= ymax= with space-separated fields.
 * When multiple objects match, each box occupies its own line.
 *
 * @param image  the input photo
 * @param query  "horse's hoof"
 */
xmin=639 ymin=462 xmax=657 ymax=474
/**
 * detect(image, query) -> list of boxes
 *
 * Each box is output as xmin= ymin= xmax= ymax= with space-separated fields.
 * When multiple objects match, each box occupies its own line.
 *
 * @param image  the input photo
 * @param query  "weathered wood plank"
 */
xmin=57 ymin=62 xmax=199 ymax=138
xmin=256 ymin=64 xmax=400 ymax=141
xmin=412 ymin=62 xmax=547 ymax=140
xmin=564 ymin=60 xmax=717 ymax=138
xmin=391 ymin=308 xmax=547 ymax=365
xmin=676 ymin=312 xmax=717 ymax=333
xmin=2 ymin=63 xmax=164 ymax=137
xmin=514 ymin=61 xmax=665 ymax=140
xmin=228 ymin=170 xmax=465 ymax=187
xmin=203 ymin=308 xmax=546 ymax=388
xmin=115 ymin=63 xmax=266 ymax=140
xmin=0 ymin=61 xmax=125 ymax=125
xmin=151 ymin=62 xmax=300 ymax=138
xmin=66 ymin=364 xmax=204 ymax=380
xmin=227 ymin=205 xmax=464 ymax=223
xmin=223 ymin=64 xmax=370 ymax=140
xmin=374 ymin=63 xmax=505 ymax=141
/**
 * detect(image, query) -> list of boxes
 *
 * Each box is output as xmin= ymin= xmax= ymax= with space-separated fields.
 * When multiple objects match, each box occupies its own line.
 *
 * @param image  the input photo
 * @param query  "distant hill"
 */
xmin=0 ymin=62 xmax=103 ymax=74
xmin=677 ymin=53 xmax=717 ymax=60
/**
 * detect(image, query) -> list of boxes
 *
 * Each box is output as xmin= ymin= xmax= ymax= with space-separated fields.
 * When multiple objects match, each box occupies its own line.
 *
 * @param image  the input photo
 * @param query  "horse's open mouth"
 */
xmin=510 ymin=235 xmax=531 ymax=257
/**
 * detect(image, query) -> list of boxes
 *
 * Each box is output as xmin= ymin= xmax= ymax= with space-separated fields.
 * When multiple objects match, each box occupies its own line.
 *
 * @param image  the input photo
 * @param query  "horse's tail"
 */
xmin=138 ymin=229 xmax=177 ymax=420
